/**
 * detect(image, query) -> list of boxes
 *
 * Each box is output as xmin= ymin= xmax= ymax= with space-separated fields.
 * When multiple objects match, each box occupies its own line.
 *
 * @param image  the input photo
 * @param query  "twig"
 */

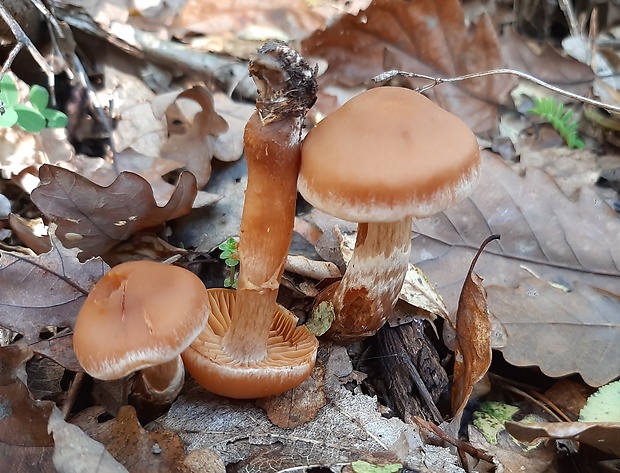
xmin=0 ymin=43 xmax=23 ymax=79
xmin=61 ymin=371 xmax=85 ymax=420
xmin=0 ymin=2 xmax=55 ymax=89
xmin=414 ymin=416 xmax=494 ymax=463
xmin=558 ymin=0 xmax=580 ymax=38
xmin=29 ymin=0 xmax=63 ymax=37
xmin=373 ymin=69 xmax=620 ymax=114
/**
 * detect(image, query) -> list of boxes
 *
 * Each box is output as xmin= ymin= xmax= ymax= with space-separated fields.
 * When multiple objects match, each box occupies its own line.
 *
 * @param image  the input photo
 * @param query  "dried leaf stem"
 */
xmin=373 ymin=69 xmax=620 ymax=114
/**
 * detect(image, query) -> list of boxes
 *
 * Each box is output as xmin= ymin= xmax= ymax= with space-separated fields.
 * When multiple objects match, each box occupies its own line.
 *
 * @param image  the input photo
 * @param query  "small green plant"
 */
xmin=529 ymin=96 xmax=585 ymax=149
xmin=0 ymin=74 xmax=68 ymax=132
xmin=218 ymin=237 xmax=239 ymax=289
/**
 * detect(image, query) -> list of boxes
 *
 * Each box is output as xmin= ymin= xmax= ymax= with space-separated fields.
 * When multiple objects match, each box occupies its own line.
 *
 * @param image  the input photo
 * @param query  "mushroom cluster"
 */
xmin=299 ymin=86 xmax=481 ymax=342
xmin=181 ymin=41 xmax=319 ymax=399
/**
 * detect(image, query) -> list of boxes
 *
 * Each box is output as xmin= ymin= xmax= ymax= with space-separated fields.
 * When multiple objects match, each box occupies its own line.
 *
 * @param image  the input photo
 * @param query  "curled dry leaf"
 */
xmin=505 ymin=421 xmax=620 ymax=457
xmin=0 ymin=227 xmax=108 ymax=343
xmin=451 ymin=236 xmax=498 ymax=417
xmin=302 ymin=0 xmax=514 ymax=133
xmin=410 ymin=152 xmax=620 ymax=387
xmin=31 ymin=164 xmax=197 ymax=259
xmin=156 ymin=86 xmax=229 ymax=188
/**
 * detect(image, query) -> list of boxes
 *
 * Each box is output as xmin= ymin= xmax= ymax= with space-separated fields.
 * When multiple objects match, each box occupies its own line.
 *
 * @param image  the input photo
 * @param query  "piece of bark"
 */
xmin=369 ymin=320 xmax=449 ymax=424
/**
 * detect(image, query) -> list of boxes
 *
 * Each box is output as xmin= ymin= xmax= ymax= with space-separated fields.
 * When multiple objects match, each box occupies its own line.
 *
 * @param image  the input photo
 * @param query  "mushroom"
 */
xmin=298 ymin=86 xmax=481 ymax=342
xmin=181 ymin=41 xmax=319 ymax=398
xmin=73 ymin=260 xmax=211 ymax=404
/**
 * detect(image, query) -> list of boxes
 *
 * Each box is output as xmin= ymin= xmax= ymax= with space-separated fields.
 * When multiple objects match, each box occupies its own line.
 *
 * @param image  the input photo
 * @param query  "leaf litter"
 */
xmin=1 ymin=0 xmax=620 ymax=471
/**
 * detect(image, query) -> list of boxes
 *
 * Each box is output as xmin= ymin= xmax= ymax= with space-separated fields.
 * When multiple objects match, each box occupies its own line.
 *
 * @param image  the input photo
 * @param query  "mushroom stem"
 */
xmin=316 ymin=218 xmax=412 ymax=342
xmin=223 ymin=113 xmax=303 ymax=362
xmin=132 ymin=355 xmax=185 ymax=404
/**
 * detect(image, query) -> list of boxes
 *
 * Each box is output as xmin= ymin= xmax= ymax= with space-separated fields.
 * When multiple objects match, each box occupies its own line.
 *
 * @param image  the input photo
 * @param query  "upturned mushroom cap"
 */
xmin=182 ymin=288 xmax=318 ymax=399
xmin=73 ymin=261 xmax=211 ymax=380
xmin=299 ymin=86 xmax=481 ymax=222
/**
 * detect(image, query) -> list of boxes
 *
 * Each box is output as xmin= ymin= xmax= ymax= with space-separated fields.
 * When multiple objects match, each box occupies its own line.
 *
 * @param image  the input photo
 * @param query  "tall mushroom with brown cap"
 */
xmin=298 ymin=86 xmax=481 ymax=343
xmin=73 ymin=260 xmax=211 ymax=403
xmin=181 ymin=41 xmax=319 ymax=399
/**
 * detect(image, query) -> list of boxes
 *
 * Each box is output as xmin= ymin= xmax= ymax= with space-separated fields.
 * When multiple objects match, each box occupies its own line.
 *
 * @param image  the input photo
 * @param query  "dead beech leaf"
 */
xmin=451 ymin=236 xmax=498 ymax=417
xmin=505 ymin=421 xmax=620 ymax=457
xmin=72 ymin=405 xmax=186 ymax=472
xmin=409 ymin=152 xmax=620 ymax=387
xmin=302 ymin=0 xmax=514 ymax=133
xmin=0 ymin=346 xmax=55 ymax=472
xmin=0 ymin=227 xmax=108 ymax=343
xmin=31 ymin=164 xmax=197 ymax=259
xmin=158 ymin=86 xmax=229 ymax=188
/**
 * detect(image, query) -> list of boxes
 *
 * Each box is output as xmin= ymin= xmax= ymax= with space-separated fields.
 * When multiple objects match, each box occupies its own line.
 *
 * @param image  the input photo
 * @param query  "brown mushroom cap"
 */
xmin=182 ymin=288 xmax=318 ymax=399
xmin=299 ymin=87 xmax=481 ymax=222
xmin=73 ymin=261 xmax=211 ymax=380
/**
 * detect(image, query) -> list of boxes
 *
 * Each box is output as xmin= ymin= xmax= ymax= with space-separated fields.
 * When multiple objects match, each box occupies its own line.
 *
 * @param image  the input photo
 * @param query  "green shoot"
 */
xmin=218 ymin=237 xmax=239 ymax=289
xmin=0 ymin=74 xmax=68 ymax=132
xmin=528 ymin=96 xmax=585 ymax=149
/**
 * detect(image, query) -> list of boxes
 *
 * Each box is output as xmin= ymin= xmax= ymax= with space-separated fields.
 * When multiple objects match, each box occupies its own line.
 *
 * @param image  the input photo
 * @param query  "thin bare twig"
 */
xmin=558 ymin=0 xmax=580 ymax=38
xmin=414 ymin=416 xmax=494 ymax=463
xmin=29 ymin=0 xmax=63 ymax=37
xmin=0 ymin=43 xmax=23 ymax=79
xmin=373 ymin=69 xmax=620 ymax=114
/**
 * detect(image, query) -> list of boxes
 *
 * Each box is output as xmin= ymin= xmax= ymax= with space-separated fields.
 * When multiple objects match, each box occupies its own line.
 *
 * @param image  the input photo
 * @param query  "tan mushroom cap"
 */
xmin=182 ymin=288 xmax=318 ymax=399
xmin=299 ymin=87 xmax=481 ymax=222
xmin=73 ymin=261 xmax=211 ymax=381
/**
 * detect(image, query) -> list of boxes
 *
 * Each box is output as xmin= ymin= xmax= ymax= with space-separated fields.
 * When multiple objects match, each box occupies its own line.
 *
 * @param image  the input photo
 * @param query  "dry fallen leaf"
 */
xmin=49 ymin=407 xmax=128 ymax=473
xmin=173 ymin=0 xmax=324 ymax=40
xmin=0 ymin=346 xmax=56 ymax=472
xmin=31 ymin=164 xmax=197 ymax=259
xmin=256 ymin=358 xmax=326 ymax=429
xmin=505 ymin=421 xmax=620 ymax=457
xmin=285 ymin=254 xmax=341 ymax=280
xmin=0 ymin=227 xmax=108 ymax=343
xmin=409 ymin=152 xmax=620 ymax=387
xmin=156 ymin=86 xmax=229 ymax=188
xmin=302 ymin=0 xmax=514 ymax=133
xmin=72 ymin=405 xmax=187 ymax=472
xmin=451 ymin=236 xmax=497 ymax=418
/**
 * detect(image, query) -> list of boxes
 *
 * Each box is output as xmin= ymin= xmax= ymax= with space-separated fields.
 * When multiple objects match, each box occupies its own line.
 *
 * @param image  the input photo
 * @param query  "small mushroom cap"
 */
xmin=299 ymin=87 xmax=481 ymax=222
xmin=182 ymin=288 xmax=318 ymax=399
xmin=73 ymin=261 xmax=211 ymax=380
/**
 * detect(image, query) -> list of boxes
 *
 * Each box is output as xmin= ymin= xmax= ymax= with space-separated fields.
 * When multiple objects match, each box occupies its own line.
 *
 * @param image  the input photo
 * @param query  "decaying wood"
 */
xmin=370 ymin=319 xmax=449 ymax=425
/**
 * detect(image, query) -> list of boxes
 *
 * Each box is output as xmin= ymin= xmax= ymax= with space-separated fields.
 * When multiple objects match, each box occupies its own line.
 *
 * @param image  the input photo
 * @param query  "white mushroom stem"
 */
xmin=316 ymin=218 xmax=412 ymax=342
